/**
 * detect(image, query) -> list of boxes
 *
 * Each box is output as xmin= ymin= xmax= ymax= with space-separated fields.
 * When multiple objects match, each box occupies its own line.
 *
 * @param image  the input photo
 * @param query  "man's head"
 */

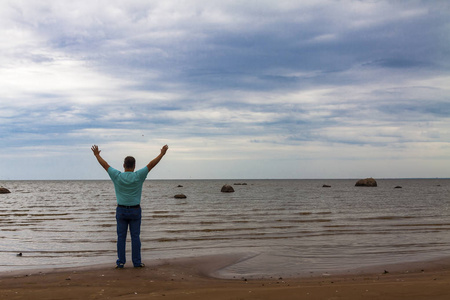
xmin=123 ymin=156 xmax=136 ymax=171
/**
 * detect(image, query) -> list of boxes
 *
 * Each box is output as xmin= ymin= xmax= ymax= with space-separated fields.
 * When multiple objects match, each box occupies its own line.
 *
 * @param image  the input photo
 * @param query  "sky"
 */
xmin=0 ymin=0 xmax=449 ymax=180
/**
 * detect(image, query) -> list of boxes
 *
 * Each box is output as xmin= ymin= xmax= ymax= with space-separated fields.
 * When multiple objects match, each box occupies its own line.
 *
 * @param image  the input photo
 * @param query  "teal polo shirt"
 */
xmin=107 ymin=166 xmax=149 ymax=206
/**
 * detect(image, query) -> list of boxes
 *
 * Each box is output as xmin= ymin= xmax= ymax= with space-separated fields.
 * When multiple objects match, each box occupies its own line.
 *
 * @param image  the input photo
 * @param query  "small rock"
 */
xmin=174 ymin=194 xmax=187 ymax=199
xmin=221 ymin=184 xmax=235 ymax=193
xmin=177 ymin=185 xmax=183 ymax=187
xmin=355 ymin=178 xmax=377 ymax=187
xmin=322 ymin=184 xmax=331 ymax=188
xmin=0 ymin=187 xmax=11 ymax=194
xmin=394 ymin=186 xmax=402 ymax=189
xmin=17 ymin=253 xmax=22 ymax=257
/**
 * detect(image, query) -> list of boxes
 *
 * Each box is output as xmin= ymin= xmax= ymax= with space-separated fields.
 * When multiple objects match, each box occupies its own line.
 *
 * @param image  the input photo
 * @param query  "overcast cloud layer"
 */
xmin=1 ymin=0 xmax=449 ymax=180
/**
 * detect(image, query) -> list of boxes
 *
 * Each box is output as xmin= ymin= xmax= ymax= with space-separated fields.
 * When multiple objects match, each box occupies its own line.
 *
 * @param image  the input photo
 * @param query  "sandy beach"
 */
xmin=1 ymin=255 xmax=450 ymax=300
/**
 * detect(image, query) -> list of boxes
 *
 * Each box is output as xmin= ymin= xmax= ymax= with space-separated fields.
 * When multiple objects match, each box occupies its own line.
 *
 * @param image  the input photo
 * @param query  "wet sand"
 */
xmin=1 ymin=255 xmax=450 ymax=300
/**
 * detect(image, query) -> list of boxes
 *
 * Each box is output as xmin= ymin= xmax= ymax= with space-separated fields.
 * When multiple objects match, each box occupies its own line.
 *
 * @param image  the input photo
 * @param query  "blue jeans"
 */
xmin=115 ymin=206 xmax=142 ymax=267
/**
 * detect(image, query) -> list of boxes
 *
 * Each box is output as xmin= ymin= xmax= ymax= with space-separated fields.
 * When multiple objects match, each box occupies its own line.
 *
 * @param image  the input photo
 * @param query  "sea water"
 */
xmin=0 ymin=179 xmax=449 ymax=277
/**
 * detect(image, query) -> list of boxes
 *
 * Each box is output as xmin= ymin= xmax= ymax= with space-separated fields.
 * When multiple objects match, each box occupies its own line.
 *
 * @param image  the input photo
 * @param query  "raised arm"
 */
xmin=91 ymin=145 xmax=110 ymax=171
xmin=147 ymin=145 xmax=169 ymax=172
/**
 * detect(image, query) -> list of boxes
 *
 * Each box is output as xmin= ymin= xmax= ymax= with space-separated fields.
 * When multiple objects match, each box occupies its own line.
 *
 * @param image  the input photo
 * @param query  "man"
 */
xmin=91 ymin=144 xmax=169 ymax=268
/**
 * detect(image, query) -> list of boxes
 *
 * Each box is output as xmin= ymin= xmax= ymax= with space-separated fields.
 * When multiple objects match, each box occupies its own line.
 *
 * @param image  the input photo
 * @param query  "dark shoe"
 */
xmin=115 ymin=263 xmax=124 ymax=269
xmin=134 ymin=263 xmax=145 ymax=268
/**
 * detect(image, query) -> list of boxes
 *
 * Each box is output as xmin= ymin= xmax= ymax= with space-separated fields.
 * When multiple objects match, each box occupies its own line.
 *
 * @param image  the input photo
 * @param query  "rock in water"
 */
xmin=174 ymin=194 xmax=187 ymax=199
xmin=355 ymin=178 xmax=377 ymax=187
xmin=0 ymin=187 xmax=11 ymax=194
xmin=221 ymin=184 xmax=235 ymax=193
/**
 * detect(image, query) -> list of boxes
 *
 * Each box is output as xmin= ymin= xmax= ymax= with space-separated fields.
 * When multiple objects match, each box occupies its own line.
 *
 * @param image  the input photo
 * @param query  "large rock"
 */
xmin=355 ymin=178 xmax=377 ymax=187
xmin=221 ymin=184 xmax=235 ymax=193
xmin=0 ymin=187 xmax=11 ymax=194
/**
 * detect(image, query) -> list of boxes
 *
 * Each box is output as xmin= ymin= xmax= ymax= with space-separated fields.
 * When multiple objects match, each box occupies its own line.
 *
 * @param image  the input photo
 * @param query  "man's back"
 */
xmin=108 ymin=166 xmax=149 ymax=206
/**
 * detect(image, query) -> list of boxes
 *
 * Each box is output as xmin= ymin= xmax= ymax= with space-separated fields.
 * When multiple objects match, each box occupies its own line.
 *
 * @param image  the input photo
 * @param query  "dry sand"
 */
xmin=1 ymin=255 xmax=450 ymax=300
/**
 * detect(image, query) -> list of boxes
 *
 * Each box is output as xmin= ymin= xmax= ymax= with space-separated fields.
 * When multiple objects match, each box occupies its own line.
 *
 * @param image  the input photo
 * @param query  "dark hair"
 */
xmin=124 ymin=156 xmax=136 ymax=169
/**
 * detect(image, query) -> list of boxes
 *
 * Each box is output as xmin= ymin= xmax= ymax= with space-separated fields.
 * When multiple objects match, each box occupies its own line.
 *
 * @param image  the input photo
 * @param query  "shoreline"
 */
xmin=4 ymin=253 xmax=450 ymax=279
xmin=1 ymin=254 xmax=450 ymax=299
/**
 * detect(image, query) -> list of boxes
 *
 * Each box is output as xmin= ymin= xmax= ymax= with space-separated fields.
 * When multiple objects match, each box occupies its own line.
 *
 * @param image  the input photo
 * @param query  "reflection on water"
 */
xmin=0 ymin=179 xmax=449 ymax=277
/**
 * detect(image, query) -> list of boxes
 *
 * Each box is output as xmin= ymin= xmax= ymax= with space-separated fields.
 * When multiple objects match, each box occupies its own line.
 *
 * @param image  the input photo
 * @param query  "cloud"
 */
xmin=0 ymin=0 xmax=449 ymax=179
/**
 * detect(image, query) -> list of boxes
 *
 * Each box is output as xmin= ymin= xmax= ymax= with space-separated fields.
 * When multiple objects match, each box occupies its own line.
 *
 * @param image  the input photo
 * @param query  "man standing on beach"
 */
xmin=91 ymin=144 xmax=169 ymax=268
